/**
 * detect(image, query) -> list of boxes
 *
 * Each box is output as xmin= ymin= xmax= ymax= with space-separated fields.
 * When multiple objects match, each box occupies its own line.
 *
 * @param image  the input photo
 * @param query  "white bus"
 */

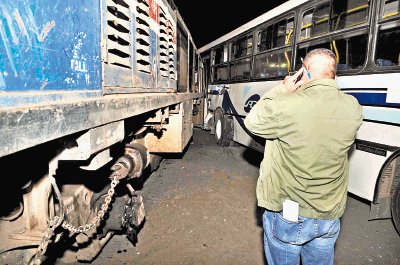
xmin=198 ymin=0 xmax=400 ymax=235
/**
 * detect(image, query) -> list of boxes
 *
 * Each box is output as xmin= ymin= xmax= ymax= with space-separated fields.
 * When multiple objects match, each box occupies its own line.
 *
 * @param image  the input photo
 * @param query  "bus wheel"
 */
xmin=392 ymin=180 xmax=400 ymax=236
xmin=214 ymin=109 xmax=230 ymax=146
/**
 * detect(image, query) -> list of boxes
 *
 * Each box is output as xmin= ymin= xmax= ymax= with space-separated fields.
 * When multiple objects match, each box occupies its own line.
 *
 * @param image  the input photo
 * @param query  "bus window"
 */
xmin=275 ymin=20 xmax=288 ymax=47
xmin=300 ymin=9 xmax=313 ymax=40
xmin=258 ymin=17 xmax=294 ymax=52
xmin=212 ymin=45 xmax=229 ymax=82
xmin=375 ymin=26 xmax=400 ymax=67
xmin=232 ymin=35 xmax=252 ymax=60
xmin=231 ymin=58 xmax=251 ymax=80
xmin=230 ymin=34 xmax=252 ymax=81
xmin=213 ymin=46 xmax=228 ymax=65
xmin=331 ymin=0 xmax=370 ymax=31
xmin=312 ymin=3 xmax=330 ymax=37
xmin=274 ymin=17 xmax=294 ymax=47
xmin=301 ymin=2 xmax=330 ymax=40
xmin=286 ymin=18 xmax=295 ymax=45
xmin=189 ymin=42 xmax=194 ymax=92
xmin=382 ymin=0 xmax=400 ymax=20
xmin=213 ymin=65 xmax=229 ymax=81
xmin=257 ymin=25 xmax=273 ymax=52
xmin=295 ymin=33 xmax=368 ymax=72
xmin=254 ymin=16 xmax=294 ymax=79
xmin=253 ymin=49 xmax=292 ymax=79
xmin=333 ymin=34 xmax=368 ymax=71
xmin=193 ymin=54 xmax=199 ymax=92
xmin=202 ymin=52 xmax=211 ymax=85
xmin=296 ymin=41 xmax=331 ymax=70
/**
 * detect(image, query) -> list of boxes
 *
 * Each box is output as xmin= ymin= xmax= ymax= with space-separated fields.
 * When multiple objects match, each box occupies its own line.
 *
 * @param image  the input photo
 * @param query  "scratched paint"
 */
xmin=40 ymin=78 xmax=48 ymax=89
xmin=0 ymin=72 xmax=5 ymax=89
xmin=25 ymin=5 xmax=40 ymax=40
xmin=0 ymin=19 xmax=17 ymax=76
xmin=37 ymin=20 xmax=55 ymax=42
xmin=1 ymin=6 xmax=18 ymax=45
xmin=0 ymin=0 xmax=101 ymax=106
xmin=13 ymin=9 xmax=31 ymax=46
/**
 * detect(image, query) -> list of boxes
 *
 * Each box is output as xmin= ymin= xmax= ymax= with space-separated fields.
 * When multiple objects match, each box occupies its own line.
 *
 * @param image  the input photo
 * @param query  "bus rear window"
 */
xmin=375 ymin=26 xmax=400 ymax=67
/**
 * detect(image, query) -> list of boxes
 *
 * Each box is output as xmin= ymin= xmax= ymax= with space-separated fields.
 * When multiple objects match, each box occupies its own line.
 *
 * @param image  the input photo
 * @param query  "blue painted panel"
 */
xmin=0 ymin=0 xmax=101 ymax=93
xmin=347 ymin=92 xmax=400 ymax=108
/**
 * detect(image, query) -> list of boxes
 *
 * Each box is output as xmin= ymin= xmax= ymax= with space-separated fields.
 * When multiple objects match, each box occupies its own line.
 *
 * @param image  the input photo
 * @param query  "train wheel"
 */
xmin=391 ymin=180 xmax=400 ymax=236
xmin=214 ymin=109 xmax=230 ymax=146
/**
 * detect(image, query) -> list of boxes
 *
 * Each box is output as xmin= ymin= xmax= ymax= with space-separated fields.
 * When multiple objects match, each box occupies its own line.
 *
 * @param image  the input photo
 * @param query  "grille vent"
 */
xmin=167 ymin=20 xmax=176 ymax=79
xmin=159 ymin=8 xmax=169 ymax=78
xmin=106 ymin=0 xmax=131 ymax=68
xmin=135 ymin=0 xmax=151 ymax=73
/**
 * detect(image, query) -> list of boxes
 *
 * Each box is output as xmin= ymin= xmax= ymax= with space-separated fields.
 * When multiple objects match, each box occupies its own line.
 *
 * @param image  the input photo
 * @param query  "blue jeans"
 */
xmin=263 ymin=210 xmax=340 ymax=265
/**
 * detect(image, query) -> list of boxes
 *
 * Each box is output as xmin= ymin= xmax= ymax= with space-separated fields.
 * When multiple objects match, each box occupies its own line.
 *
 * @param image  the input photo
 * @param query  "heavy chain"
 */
xmin=30 ymin=176 xmax=120 ymax=265
xmin=29 ymin=177 xmax=64 ymax=265
xmin=62 ymin=176 xmax=120 ymax=234
xmin=29 ymin=216 xmax=62 ymax=265
xmin=29 ymin=155 xmax=131 ymax=265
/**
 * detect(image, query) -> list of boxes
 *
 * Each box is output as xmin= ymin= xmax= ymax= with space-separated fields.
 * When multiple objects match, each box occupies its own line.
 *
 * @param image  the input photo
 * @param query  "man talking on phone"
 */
xmin=244 ymin=48 xmax=363 ymax=265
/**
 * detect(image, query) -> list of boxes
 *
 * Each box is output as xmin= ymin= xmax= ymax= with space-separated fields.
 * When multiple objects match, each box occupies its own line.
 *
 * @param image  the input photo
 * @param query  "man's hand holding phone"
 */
xmin=283 ymin=67 xmax=307 ymax=93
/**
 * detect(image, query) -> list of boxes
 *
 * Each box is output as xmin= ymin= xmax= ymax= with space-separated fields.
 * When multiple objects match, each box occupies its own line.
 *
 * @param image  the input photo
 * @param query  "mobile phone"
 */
xmin=300 ymin=57 xmax=312 ymax=79
xmin=295 ymin=70 xmax=304 ymax=83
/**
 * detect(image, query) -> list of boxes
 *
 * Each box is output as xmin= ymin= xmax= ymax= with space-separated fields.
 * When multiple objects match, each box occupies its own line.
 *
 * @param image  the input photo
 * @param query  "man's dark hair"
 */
xmin=304 ymin=48 xmax=337 ymax=79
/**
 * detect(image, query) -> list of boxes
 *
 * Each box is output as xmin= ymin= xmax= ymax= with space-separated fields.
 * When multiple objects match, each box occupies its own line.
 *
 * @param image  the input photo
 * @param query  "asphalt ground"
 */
xmin=91 ymin=127 xmax=400 ymax=265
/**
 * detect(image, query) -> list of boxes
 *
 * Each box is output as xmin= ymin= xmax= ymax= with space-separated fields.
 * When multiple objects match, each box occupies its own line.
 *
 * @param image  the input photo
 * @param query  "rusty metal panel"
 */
xmin=0 ymin=92 xmax=203 ymax=158
xmin=57 ymin=121 xmax=124 ymax=161
xmin=181 ymin=99 xmax=194 ymax=149
xmin=192 ymin=97 xmax=204 ymax=126
xmin=144 ymin=99 xmax=193 ymax=152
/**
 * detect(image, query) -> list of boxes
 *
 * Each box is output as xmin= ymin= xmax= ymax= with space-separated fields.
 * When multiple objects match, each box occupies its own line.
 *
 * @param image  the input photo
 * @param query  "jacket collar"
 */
xmin=301 ymin=79 xmax=339 ymax=91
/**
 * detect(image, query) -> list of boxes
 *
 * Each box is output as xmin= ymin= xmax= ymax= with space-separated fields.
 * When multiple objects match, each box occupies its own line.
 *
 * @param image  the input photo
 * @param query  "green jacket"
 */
xmin=244 ymin=79 xmax=363 ymax=219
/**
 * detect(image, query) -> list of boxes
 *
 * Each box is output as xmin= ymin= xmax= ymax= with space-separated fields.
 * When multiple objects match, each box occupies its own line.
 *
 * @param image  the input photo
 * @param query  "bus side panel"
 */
xmin=348 ymin=121 xmax=400 ymax=201
xmin=230 ymin=81 xmax=280 ymax=150
xmin=232 ymin=118 xmax=264 ymax=152
xmin=0 ymin=0 xmax=101 ymax=95
xmin=338 ymin=74 xmax=400 ymax=201
xmin=337 ymin=74 xmax=400 ymax=128
xmin=207 ymin=81 xmax=278 ymax=150
xmin=348 ymin=145 xmax=393 ymax=201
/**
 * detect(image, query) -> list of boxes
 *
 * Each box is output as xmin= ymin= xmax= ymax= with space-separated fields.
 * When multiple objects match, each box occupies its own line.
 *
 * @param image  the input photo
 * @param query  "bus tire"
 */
xmin=214 ymin=109 xmax=230 ymax=146
xmin=391 ymin=180 xmax=400 ymax=236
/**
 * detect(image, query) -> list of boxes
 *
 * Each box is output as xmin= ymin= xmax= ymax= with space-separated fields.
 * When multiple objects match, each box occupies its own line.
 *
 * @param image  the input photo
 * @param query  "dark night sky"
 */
xmin=173 ymin=0 xmax=288 ymax=48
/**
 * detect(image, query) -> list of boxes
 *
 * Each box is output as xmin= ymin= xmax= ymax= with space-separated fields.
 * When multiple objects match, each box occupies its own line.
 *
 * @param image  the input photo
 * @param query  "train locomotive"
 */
xmin=0 ymin=0 xmax=204 ymax=263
